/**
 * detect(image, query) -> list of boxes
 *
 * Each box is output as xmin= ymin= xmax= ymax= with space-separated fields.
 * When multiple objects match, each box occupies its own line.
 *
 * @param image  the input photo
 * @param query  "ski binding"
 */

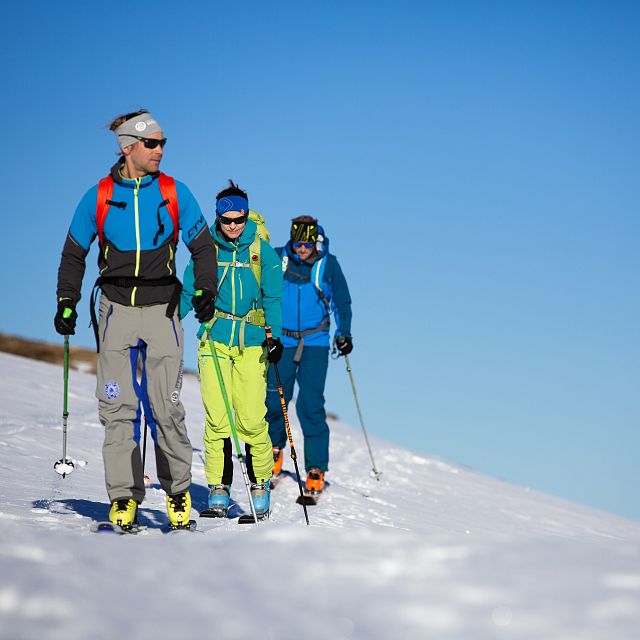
xmin=167 ymin=519 xmax=197 ymax=532
xmin=238 ymin=511 xmax=270 ymax=524
xmin=199 ymin=507 xmax=228 ymax=518
xmin=296 ymin=491 xmax=322 ymax=506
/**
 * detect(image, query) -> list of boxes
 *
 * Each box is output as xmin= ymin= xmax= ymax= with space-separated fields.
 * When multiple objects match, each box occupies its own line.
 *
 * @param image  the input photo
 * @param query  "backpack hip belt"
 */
xmin=208 ymin=307 xmax=265 ymax=351
xmin=282 ymin=317 xmax=330 ymax=363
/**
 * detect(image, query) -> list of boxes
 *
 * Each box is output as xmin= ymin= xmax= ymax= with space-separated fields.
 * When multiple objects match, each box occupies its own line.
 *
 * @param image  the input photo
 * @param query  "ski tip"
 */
xmin=90 ymin=521 xmax=125 ymax=535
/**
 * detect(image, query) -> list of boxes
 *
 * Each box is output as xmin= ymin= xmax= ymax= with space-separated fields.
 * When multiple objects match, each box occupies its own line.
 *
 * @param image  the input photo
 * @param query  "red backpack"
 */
xmin=95 ymin=172 xmax=180 ymax=246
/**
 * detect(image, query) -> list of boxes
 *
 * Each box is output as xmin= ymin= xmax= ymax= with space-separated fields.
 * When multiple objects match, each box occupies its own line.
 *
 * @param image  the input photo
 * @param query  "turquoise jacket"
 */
xmin=181 ymin=219 xmax=283 ymax=347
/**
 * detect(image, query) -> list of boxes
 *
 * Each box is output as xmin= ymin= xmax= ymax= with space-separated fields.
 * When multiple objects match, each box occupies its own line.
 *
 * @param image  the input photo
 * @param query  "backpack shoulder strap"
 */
xmin=311 ymin=256 xmax=330 ymax=311
xmin=311 ymin=256 xmax=326 ymax=291
xmin=158 ymin=173 xmax=180 ymax=245
xmin=249 ymin=236 xmax=262 ymax=287
xmin=96 ymin=176 xmax=114 ymax=247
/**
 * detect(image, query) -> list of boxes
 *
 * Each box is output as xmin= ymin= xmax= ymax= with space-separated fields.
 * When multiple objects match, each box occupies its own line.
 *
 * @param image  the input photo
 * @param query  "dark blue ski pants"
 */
xmin=266 ymin=346 xmax=330 ymax=472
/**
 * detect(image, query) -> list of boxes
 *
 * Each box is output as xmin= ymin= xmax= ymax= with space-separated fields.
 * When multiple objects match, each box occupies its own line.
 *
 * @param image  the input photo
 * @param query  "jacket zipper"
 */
xmin=131 ymin=179 xmax=141 ymax=305
xmin=228 ymin=246 xmax=237 ymax=347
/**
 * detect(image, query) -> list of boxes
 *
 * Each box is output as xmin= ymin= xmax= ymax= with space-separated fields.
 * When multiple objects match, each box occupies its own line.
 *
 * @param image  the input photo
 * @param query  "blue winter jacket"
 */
xmin=181 ymin=219 xmax=283 ymax=347
xmin=56 ymin=161 xmax=217 ymax=308
xmin=278 ymin=233 xmax=352 ymax=348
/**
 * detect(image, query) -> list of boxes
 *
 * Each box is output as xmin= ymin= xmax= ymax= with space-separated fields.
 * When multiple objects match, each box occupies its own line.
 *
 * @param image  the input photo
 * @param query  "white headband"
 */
xmin=115 ymin=113 xmax=162 ymax=149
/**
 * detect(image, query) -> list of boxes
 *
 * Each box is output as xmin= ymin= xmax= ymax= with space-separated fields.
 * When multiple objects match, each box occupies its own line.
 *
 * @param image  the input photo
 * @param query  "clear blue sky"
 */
xmin=1 ymin=1 xmax=638 ymax=520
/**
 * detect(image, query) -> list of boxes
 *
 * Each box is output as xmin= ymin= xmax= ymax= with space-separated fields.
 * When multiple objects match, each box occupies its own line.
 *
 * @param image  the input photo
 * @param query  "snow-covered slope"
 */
xmin=0 ymin=352 xmax=638 ymax=640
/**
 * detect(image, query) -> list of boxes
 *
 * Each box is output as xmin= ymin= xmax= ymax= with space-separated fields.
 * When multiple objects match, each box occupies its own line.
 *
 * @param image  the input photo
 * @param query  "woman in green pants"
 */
xmin=181 ymin=181 xmax=283 ymax=517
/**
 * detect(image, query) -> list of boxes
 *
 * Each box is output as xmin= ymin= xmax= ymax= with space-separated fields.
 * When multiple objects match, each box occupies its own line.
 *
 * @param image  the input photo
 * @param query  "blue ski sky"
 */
xmin=1 ymin=1 xmax=638 ymax=520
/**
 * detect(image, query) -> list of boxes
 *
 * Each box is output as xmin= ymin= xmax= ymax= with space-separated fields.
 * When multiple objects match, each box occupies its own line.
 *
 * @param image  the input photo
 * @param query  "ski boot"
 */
xmin=271 ymin=446 xmax=283 ymax=486
xmin=201 ymin=484 xmax=231 ymax=518
xmin=305 ymin=469 xmax=325 ymax=494
xmin=108 ymin=498 xmax=138 ymax=529
xmin=250 ymin=480 xmax=271 ymax=519
xmin=166 ymin=491 xmax=193 ymax=529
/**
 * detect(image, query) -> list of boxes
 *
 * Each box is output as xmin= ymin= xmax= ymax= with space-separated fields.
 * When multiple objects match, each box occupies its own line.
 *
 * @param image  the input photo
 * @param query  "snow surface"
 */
xmin=0 ymin=351 xmax=639 ymax=640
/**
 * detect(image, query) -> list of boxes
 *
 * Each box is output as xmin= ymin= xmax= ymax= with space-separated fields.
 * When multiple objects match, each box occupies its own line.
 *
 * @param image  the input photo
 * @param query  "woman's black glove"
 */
xmin=193 ymin=289 xmax=216 ymax=323
xmin=262 ymin=337 xmax=284 ymax=363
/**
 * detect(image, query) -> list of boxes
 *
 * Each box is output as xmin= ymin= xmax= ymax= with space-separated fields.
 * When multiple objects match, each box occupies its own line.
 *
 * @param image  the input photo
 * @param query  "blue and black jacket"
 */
xmin=56 ymin=159 xmax=217 ymax=309
xmin=278 ymin=232 xmax=352 ymax=349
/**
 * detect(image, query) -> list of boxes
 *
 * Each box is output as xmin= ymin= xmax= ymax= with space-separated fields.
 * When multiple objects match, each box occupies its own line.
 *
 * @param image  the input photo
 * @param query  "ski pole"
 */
xmin=265 ymin=327 xmax=310 ymax=525
xmin=343 ymin=353 xmax=382 ymax=481
xmin=204 ymin=325 xmax=260 ymax=526
xmin=54 ymin=335 xmax=75 ymax=477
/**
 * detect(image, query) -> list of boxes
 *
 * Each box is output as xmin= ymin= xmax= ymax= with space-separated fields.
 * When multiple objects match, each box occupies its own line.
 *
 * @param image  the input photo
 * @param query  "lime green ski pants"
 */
xmin=198 ymin=340 xmax=273 ymax=485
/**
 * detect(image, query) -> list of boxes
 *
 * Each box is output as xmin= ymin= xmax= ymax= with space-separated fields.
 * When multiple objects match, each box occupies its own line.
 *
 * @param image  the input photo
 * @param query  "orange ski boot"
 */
xmin=272 ymin=446 xmax=284 ymax=476
xmin=305 ymin=469 xmax=325 ymax=494
xmin=271 ymin=446 xmax=284 ymax=487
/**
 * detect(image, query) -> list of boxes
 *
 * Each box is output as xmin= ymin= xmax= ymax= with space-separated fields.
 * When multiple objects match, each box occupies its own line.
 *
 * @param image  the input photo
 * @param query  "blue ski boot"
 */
xmin=202 ymin=484 xmax=230 ymax=518
xmin=250 ymin=480 xmax=271 ymax=518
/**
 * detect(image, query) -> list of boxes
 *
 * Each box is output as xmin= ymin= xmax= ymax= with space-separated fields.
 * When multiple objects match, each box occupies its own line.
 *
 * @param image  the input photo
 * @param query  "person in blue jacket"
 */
xmin=266 ymin=216 xmax=353 ymax=494
xmin=54 ymin=110 xmax=218 ymax=529
xmin=181 ymin=181 xmax=283 ymax=518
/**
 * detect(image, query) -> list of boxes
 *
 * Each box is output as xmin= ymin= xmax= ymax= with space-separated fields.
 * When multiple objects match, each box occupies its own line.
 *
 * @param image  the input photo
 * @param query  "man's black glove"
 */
xmin=262 ymin=337 xmax=284 ymax=364
xmin=334 ymin=335 xmax=353 ymax=356
xmin=193 ymin=289 xmax=216 ymax=324
xmin=54 ymin=299 xmax=77 ymax=335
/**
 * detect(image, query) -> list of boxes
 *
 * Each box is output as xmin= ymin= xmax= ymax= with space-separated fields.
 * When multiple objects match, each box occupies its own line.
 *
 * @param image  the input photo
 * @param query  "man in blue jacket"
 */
xmin=54 ymin=110 xmax=218 ymax=530
xmin=266 ymin=216 xmax=353 ymax=494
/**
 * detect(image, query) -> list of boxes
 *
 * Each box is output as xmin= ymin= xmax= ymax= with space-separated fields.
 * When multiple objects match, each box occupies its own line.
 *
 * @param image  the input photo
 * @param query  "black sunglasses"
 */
xmin=119 ymin=134 xmax=167 ymax=149
xmin=218 ymin=213 xmax=248 ymax=226
xmin=293 ymin=241 xmax=314 ymax=249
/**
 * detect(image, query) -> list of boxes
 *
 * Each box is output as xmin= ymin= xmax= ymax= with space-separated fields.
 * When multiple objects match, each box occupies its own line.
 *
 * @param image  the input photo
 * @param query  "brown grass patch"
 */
xmin=0 ymin=332 xmax=97 ymax=373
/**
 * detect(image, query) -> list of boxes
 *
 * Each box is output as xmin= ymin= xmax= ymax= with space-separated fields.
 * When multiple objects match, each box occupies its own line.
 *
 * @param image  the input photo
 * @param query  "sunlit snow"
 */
xmin=0 ymin=352 xmax=638 ymax=640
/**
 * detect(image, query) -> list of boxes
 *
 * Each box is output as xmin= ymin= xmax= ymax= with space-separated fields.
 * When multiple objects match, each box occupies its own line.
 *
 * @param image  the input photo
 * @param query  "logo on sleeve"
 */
xmin=188 ymin=215 xmax=205 ymax=240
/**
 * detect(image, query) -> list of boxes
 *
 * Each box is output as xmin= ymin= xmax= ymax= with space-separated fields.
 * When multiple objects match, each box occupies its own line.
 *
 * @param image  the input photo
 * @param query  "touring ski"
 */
xmin=199 ymin=507 xmax=228 ymax=518
xmin=165 ymin=519 xmax=198 ymax=532
xmin=237 ymin=511 xmax=270 ymax=524
xmin=90 ymin=521 xmax=146 ymax=535
xmin=296 ymin=491 xmax=323 ymax=506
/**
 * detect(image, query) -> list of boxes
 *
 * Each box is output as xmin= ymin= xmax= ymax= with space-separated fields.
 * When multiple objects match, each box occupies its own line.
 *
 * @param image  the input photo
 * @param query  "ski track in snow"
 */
xmin=0 ymin=351 xmax=639 ymax=640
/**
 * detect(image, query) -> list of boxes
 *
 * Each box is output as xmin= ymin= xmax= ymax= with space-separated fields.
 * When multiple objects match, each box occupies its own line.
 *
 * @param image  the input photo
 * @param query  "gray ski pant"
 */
xmin=96 ymin=295 xmax=192 ymax=503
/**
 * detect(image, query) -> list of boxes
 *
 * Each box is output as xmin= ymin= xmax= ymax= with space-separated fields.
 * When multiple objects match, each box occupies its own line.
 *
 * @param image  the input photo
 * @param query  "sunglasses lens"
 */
xmin=219 ymin=215 xmax=247 ymax=225
xmin=143 ymin=138 xmax=166 ymax=149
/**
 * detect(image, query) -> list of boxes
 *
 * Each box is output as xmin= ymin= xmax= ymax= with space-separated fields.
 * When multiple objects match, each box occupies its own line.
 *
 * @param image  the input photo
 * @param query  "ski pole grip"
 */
xmin=265 ymin=325 xmax=273 ymax=343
